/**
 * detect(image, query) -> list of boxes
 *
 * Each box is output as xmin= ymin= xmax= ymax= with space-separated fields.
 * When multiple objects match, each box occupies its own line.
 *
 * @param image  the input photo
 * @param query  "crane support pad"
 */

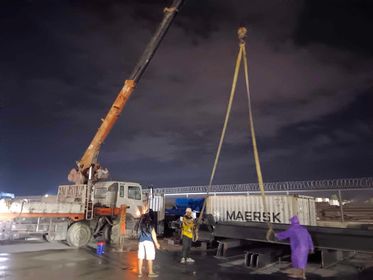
xmin=214 ymin=221 xmax=373 ymax=253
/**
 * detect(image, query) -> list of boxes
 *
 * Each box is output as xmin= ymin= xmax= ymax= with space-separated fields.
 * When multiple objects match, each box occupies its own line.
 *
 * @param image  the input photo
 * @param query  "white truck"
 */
xmin=0 ymin=181 xmax=164 ymax=247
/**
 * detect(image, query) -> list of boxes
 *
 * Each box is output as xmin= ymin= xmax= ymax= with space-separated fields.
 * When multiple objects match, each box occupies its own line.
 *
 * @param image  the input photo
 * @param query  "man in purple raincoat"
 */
xmin=276 ymin=215 xmax=314 ymax=279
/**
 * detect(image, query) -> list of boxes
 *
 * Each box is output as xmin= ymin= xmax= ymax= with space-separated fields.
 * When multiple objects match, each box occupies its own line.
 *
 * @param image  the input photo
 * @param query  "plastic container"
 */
xmin=96 ymin=241 xmax=105 ymax=255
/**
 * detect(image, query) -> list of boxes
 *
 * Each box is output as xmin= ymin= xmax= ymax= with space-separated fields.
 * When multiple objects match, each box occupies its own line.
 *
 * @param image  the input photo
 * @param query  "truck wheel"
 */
xmin=109 ymin=215 xmax=137 ymax=243
xmin=110 ymin=224 xmax=120 ymax=244
xmin=43 ymin=234 xmax=58 ymax=243
xmin=66 ymin=222 xmax=92 ymax=247
xmin=103 ymin=224 xmax=112 ymax=243
xmin=126 ymin=215 xmax=136 ymax=238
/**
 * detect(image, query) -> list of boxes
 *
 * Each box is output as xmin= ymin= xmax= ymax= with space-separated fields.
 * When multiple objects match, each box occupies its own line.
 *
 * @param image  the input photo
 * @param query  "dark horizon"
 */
xmin=1 ymin=0 xmax=372 ymax=195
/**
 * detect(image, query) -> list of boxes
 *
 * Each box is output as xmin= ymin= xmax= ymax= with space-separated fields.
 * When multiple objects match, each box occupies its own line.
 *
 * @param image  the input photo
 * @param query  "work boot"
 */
xmin=186 ymin=257 xmax=195 ymax=263
xmin=148 ymin=272 xmax=159 ymax=278
xmin=288 ymin=268 xmax=302 ymax=278
xmin=289 ymin=274 xmax=303 ymax=279
xmin=180 ymin=258 xmax=186 ymax=264
xmin=301 ymin=269 xmax=306 ymax=279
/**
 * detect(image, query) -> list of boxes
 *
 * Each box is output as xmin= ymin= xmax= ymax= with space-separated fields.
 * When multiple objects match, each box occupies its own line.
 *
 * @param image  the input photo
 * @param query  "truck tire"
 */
xmin=109 ymin=215 xmax=137 ymax=243
xmin=110 ymin=224 xmax=120 ymax=244
xmin=66 ymin=222 xmax=92 ymax=248
xmin=126 ymin=215 xmax=136 ymax=239
xmin=103 ymin=224 xmax=112 ymax=243
xmin=43 ymin=234 xmax=58 ymax=243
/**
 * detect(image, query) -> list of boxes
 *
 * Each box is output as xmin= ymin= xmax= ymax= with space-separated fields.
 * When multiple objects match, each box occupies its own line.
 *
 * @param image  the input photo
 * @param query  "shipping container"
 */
xmin=148 ymin=195 xmax=164 ymax=213
xmin=206 ymin=194 xmax=316 ymax=226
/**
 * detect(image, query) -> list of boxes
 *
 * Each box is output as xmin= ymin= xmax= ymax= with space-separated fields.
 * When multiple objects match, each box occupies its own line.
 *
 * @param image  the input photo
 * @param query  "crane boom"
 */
xmin=68 ymin=0 xmax=185 ymax=184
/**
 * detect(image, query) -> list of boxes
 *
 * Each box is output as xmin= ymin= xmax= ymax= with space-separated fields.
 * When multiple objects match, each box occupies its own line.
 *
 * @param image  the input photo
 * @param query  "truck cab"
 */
xmin=93 ymin=181 xmax=144 ymax=219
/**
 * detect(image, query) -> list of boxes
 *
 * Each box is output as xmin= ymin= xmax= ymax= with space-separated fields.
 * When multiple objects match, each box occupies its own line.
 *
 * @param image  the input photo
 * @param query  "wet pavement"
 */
xmin=0 ymin=240 xmax=372 ymax=279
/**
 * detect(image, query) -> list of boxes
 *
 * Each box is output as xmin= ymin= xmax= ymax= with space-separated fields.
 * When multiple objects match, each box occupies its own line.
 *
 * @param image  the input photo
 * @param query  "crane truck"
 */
xmin=0 ymin=0 xmax=184 ymax=247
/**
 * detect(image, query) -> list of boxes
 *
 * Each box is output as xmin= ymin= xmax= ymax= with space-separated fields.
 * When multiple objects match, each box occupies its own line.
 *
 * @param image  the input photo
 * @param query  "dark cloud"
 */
xmin=295 ymin=0 xmax=373 ymax=55
xmin=1 ymin=0 xmax=372 ymax=195
xmin=260 ymin=90 xmax=373 ymax=181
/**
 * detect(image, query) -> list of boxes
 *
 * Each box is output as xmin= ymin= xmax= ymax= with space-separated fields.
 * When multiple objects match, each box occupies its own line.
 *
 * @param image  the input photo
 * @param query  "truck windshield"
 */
xmin=128 ymin=186 xmax=141 ymax=200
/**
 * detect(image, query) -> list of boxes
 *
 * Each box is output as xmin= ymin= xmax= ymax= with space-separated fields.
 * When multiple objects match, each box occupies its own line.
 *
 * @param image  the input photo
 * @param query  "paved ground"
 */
xmin=0 ymin=240 xmax=372 ymax=279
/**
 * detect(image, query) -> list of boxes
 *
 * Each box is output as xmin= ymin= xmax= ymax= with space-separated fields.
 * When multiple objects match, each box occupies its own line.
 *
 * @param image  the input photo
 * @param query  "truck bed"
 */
xmin=0 ymin=199 xmax=84 ymax=220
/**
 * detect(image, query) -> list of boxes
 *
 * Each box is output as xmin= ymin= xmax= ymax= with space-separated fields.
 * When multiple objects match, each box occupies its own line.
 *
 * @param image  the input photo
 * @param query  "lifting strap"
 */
xmin=195 ymin=27 xmax=274 ymax=242
xmin=240 ymin=28 xmax=274 ymax=240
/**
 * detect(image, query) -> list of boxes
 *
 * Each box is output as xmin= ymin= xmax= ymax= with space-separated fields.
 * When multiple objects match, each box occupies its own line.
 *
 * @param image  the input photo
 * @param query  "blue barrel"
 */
xmin=96 ymin=241 xmax=105 ymax=255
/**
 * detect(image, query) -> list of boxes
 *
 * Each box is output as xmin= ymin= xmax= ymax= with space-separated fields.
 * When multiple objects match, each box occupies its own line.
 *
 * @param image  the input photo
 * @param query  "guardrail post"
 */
xmin=338 ymin=190 xmax=345 ymax=223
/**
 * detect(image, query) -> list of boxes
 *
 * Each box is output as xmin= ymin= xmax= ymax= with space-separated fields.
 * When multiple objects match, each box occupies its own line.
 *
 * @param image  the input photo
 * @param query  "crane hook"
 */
xmin=237 ymin=27 xmax=247 ymax=43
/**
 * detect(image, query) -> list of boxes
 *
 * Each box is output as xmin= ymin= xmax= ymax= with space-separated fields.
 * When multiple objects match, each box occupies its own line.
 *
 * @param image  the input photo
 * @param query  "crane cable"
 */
xmin=194 ymin=27 xmax=274 ymax=242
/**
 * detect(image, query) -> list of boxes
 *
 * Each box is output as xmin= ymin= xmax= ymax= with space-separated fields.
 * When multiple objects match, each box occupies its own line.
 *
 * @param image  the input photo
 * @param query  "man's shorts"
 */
xmin=138 ymin=241 xmax=155 ymax=260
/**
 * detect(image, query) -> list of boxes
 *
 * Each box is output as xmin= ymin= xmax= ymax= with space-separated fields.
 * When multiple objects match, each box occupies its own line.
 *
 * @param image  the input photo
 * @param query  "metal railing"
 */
xmin=143 ymin=177 xmax=373 ymax=195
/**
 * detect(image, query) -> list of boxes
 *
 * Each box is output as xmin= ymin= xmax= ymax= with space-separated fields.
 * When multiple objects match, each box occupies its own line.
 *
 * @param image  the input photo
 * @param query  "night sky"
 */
xmin=1 ymin=0 xmax=372 ymax=195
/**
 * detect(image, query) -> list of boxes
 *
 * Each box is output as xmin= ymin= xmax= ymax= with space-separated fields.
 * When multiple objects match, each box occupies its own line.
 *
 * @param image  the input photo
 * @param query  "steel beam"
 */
xmin=213 ymin=221 xmax=373 ymax=253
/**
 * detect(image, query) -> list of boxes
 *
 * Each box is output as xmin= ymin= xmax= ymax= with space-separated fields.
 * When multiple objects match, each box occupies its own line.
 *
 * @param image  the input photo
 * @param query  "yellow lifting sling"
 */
xmin=194 ymin=27 xmax=274 ymax=242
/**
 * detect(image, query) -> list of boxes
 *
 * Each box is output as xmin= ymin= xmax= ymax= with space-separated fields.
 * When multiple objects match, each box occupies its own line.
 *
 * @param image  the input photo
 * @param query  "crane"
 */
xmin=68 ymin=0 xmax=185 ymax=184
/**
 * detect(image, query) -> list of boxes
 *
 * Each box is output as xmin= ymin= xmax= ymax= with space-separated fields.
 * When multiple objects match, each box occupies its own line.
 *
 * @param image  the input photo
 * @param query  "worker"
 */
xmin=137 ymin=212 xmax=161 ymax=278
xmin=180 ymin=207 xmax=196 ymax=264
xmin=275 ymin=215 xmax=314 ymax=279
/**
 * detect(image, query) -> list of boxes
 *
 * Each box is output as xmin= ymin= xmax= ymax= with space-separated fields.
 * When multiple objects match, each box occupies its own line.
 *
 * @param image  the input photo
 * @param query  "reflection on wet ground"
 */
xmin=0 ymin=240 xmax=372 ymax=279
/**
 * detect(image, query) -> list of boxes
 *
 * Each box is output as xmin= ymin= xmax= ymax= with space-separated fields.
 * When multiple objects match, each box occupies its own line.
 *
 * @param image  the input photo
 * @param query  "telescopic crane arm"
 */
xmin=68 ymin=0 xmax=185 ymax=184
